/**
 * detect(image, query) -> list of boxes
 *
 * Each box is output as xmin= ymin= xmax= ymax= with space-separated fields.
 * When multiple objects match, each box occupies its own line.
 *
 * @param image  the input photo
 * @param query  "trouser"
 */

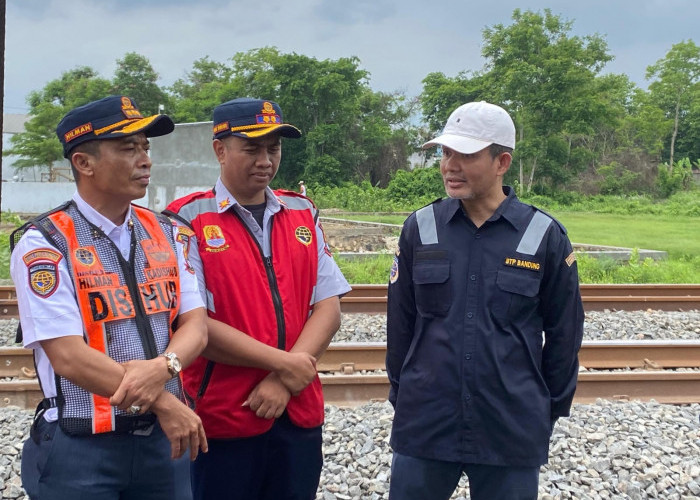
xmin=191 ymin=412 xmax=323 ymax=500
xmin=21 ymin=417 xmax=191 ymax=500
xmin=389 ymin=452 xmax=539 ymax=500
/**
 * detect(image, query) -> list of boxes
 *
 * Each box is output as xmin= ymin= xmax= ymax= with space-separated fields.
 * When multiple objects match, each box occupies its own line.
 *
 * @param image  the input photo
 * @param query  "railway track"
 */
xmin=2 ymin=341 xmax=699 ymax=409
xmin=340 ymin=283 xmax=700 ymax=313
xmin=0 ymin=284 xmax=698 ymax=318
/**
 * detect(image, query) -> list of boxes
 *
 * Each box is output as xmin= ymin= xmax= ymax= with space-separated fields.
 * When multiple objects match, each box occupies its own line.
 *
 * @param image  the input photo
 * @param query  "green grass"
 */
xmin=332 ymin=211 xmax=700 ymax=284
xmin=553 ymin=213 xmax=700 ymax=259
xmin=335 ymin=254 xmax=395 ymax=284
xmin=323 ymin=214 xmax=408 ymax=226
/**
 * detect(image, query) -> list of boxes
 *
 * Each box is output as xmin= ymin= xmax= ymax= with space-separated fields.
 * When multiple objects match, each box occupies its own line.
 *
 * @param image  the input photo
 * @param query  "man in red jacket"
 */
xmin=166 ymin=98 xmax=351 ymax=500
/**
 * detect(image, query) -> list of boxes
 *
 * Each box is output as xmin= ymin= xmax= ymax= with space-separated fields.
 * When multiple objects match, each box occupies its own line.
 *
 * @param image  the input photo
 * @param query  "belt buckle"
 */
xmin=131 ymin=423 xmax=155 ymax=436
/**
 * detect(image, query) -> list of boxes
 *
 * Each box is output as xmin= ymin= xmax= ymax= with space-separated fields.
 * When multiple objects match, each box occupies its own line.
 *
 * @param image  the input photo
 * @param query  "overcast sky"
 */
xmin=3 ymin=0 xmax=699 ymax=115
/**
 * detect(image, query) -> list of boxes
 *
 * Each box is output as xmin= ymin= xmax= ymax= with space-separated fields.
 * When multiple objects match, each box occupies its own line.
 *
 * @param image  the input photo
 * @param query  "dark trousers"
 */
xmin=389 ymin=452 xmax=539 ymax=500
xmin=21 ymin=417 xmax=191 ymax=500
xmin=191 ymin=412 xmax=323 ymax=500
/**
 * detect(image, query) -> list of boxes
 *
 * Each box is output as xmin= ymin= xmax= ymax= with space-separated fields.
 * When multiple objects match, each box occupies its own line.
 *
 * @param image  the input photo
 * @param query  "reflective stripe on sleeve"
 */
xmin=516 ymin=211 xmax=552 ymax=256
xmin=416 ymin=205 xmax=438 ymax=245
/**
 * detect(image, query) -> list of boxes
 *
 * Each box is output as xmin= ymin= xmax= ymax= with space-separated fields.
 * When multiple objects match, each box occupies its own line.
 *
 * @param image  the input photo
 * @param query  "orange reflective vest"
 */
xmin=33 ymin=202 xmax=180 ymax=435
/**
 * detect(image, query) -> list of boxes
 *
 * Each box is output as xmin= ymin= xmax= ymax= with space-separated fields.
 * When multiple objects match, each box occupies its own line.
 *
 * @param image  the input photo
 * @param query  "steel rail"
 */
xmin=341 ymin=284 xmax=700 ymax=313
xmin=1 ymin=284 xmax=699 ymax=316
xmin=2 ymin=341 xmax=700 ymax=379
xmin=319 ymin=371 xmax=700 ymax=406
xmin=3 ymin=342 xmax=700 ymax=409
xmin=3 ymin=283 xmax=700 ymax=300
xmin=3 ymin=371 xmax=699 ymax=410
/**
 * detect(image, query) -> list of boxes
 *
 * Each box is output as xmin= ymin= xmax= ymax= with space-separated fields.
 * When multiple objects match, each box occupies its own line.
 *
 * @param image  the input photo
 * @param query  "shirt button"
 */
xmin=475 ymin=233 xmax=481 ymax=239
xmin=465 ymin=353 xmax=472 ymax=360
xmin=467 ymin=312 xmax=473 ymax=319
xmin=470 ymin=274 xmax=476 ymax=281
xmin=465 ymin=394 xmax=471 ymax=401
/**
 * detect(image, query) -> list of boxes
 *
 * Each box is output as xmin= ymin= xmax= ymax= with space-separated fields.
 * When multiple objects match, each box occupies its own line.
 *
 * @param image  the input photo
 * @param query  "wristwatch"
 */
xmin=163 ymin=352 xmax=182 ymax=378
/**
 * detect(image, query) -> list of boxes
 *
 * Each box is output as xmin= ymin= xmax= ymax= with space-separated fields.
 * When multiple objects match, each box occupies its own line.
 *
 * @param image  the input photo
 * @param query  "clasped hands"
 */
xmin=109 ymin=358 xmax=207 ymax=461
xmin=244 ymin=351 xmax=317 ymax=419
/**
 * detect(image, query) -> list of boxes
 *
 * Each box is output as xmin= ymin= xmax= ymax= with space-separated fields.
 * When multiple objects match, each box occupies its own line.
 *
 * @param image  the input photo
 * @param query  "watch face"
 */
xmin=172 ymin=357 xmax=182 ymax=372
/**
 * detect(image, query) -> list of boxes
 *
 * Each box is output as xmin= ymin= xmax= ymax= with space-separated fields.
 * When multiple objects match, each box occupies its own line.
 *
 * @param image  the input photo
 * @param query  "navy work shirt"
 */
xmin=386 ymin=186 xmax=584 ymax=467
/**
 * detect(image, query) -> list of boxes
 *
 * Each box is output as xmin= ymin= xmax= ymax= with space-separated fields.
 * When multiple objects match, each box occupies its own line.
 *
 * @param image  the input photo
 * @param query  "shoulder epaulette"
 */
xmin=10 ymin=201 xmax=72 ymax=252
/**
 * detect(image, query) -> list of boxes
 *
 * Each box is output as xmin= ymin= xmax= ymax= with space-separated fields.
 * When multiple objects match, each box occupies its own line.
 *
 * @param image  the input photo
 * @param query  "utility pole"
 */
xmin=0 ymin=0 xmax=6 ymax=209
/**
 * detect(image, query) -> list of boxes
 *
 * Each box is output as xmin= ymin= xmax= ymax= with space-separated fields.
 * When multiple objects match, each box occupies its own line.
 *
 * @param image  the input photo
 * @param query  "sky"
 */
xmin=3 ymin=0 xmax=699 ymax=115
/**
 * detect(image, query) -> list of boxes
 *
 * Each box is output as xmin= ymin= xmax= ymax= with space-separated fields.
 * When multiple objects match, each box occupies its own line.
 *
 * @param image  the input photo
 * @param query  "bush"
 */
xmin=386 ymin=167 xmax=444 ymax=202
xmin=655 ymin=158 xmax=694 ymax=198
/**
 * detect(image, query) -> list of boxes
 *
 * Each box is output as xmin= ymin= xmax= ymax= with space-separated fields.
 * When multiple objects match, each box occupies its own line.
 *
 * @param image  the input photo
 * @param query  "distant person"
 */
xmin=11 ymin=95 xmax=208 ymax=500
xmin=165 ymin=97 xmax=351 ymax=500
xmin=386 ymin=101 xmax=584 ymax=500
xmin=299 ymin=180 xmax=307 ymax=196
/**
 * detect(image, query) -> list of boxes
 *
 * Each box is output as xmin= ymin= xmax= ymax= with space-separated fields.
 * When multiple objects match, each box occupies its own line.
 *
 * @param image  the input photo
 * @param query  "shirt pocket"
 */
xmin=413 ymin=260 xmax=451 ymax=317
xmin=493 ymin=268 xmax=541 ymax=320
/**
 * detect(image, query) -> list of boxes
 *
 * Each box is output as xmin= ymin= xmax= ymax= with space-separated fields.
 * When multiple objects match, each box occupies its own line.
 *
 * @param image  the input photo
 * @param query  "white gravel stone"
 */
xmin=331 ymin=310 xmax=700 ymax=344
xmin=1 ymin=310 xmax=699 ymax=499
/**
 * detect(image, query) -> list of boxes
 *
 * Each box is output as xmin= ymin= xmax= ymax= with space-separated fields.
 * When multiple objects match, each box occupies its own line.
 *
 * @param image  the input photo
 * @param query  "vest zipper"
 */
xmin=231 ymin=211 xmax=286 ymax=349
xmin=196 ymin=210 xmax=287 ymax=400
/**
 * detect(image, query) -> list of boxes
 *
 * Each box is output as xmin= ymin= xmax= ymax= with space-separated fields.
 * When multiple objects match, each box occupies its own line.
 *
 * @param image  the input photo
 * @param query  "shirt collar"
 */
xmin=443 ymin=186 xmax=526 ymax=230
xmin=72 ymin=191 xmax=132 ymax=235
xmin=214 ymin=178 xmax=282 ymax=215
xmin=496 ymin=186 xmax=530 ymax=230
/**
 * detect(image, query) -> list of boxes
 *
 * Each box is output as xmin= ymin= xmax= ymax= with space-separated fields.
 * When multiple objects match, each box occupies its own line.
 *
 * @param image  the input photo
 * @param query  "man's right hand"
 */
xmin=275 ymin=351 xmax=317 ymax=395
xmin=151 ymin=391 xmax=208 ymax=461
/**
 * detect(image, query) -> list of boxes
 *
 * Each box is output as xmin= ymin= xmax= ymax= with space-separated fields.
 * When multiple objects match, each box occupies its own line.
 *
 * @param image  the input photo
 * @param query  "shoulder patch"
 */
xmin=389 ymin=249 xmax=400 ymax=284
xmin=23 ymin=248 xmax=62 ymax=298
xmin=565 ymin=251 xmax=576 ymax=267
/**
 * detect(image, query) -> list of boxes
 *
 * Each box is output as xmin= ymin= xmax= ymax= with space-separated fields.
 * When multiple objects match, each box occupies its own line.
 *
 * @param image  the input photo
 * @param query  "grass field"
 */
xmin=331 ymin=211 xmax=700 ymax=284
xmin=325 ymin=212 xmax=700 ymax=258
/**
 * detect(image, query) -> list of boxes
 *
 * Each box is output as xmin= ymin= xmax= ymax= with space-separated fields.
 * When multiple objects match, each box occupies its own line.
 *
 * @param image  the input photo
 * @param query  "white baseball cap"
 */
xmin=422 ymin=101 xmax=515 ymax=154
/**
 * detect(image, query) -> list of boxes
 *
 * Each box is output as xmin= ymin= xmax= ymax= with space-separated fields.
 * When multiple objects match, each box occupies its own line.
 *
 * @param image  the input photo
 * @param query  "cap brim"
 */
xmin=422 ymin=133 xmax=491 ymax=154
xmin=230 ymin=124 xmax=302 ymax=140
xmin=110 ymin=114 xmax=175 ymax=138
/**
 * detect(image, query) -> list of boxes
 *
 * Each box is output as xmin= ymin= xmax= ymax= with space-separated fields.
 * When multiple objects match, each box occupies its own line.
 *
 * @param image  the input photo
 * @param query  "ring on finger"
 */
xmin=129 ymin=404 xmax=141 ymax=415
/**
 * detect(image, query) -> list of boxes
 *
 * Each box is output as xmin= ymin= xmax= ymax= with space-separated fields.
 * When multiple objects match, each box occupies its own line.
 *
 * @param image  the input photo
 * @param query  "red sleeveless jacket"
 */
xmin=166 ymin=189 xmax=323 ymax=438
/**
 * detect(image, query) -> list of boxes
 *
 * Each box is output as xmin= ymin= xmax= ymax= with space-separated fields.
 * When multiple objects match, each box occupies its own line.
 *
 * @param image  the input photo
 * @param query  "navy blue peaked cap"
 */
xmin=57 ymin=95 xmax=174 ymax=158
xmin=212 ymin=98 xmax=301 ymax=140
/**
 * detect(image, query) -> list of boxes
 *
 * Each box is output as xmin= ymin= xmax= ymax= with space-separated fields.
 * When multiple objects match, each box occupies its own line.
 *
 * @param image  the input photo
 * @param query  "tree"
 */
xmin=480 ymin=9 xmax=613 ymax=193
xmin=3 ymin=67 xmax=112 ymax=175
xmin=112 ymin=52 xmax=168 ymax=115
xmin=646 ymin=40 xmax=700 ymax=167
xmin=167 ymin=48 xmax=417 ymax=187
xmin=168 ymin=56 xmax=235 ymax=123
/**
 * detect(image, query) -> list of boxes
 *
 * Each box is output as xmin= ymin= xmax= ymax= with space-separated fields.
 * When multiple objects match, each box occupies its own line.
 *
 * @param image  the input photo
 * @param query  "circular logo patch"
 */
xmin=295 ymin=226 xmax=313 ymax=246
xmin=29 ymin=264 xmax=58 ymax=297
xmin=75 ymin=248 xmax=95 ymax=266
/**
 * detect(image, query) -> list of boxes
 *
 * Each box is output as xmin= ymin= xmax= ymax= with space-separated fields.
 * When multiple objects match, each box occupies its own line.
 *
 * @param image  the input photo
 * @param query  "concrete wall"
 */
xmin=147 ymin=121 xmax=219 ymax=212
xmin=1 ymin=182 xmax=111 ymax=213
xmin=1 ymin=121 xmax=219 ymax=214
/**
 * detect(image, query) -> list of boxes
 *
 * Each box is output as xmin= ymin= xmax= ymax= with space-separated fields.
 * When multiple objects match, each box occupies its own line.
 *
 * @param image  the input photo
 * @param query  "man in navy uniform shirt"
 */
xmin=386 ymin=101 xmax=584 ymax=500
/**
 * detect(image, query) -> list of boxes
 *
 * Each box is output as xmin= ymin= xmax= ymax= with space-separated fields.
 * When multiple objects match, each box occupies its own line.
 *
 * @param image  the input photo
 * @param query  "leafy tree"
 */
xmin=646 ymin=40 xmax=700 ymax=167
xmin=168 ymin=48 xmax=417 ymax=187
xmin=4 ymin=67 xmax=112 ymax=174
xmin=112 ymin=52 xmax=168 ymax=115
xmin=480 ymin=9 xmax=613 ymax=193
xmin=168 ymin=56 xmax=235 ymax=123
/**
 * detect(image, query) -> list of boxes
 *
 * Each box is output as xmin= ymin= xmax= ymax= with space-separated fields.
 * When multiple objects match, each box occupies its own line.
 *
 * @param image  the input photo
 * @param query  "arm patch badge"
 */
xmin=389 ymin=249 xmax=400 ymax=284
xmin=565 ymin=252 xmax=576 ymax=267
xmin=176 ymin=226 xmax=196 ymax=274
xmin=22 ymin=248 xmax=62 ymax=298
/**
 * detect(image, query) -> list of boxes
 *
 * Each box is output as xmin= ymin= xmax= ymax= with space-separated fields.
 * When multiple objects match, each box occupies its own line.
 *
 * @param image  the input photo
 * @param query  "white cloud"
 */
xmin=3 ymin=0 xmax=699 ymax=113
